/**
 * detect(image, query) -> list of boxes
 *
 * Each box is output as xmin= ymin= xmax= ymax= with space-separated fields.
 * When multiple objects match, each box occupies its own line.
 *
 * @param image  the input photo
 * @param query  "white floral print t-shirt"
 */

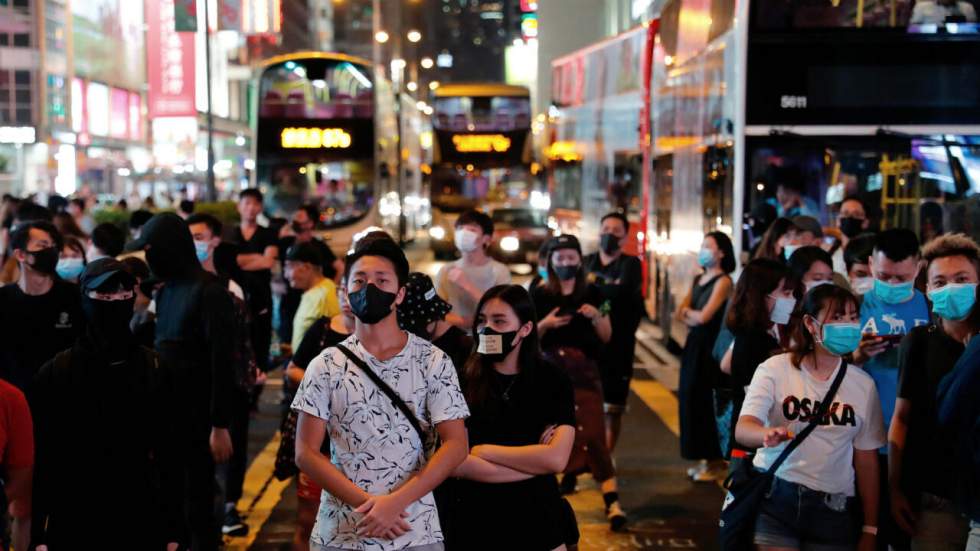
xmin=291 ymin=331 xmax=469 ymax=551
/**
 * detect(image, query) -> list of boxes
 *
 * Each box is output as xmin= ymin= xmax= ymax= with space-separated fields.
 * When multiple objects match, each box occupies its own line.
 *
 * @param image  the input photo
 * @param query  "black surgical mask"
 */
xmin=599 ymin=233 xmax=621 ymax=254
xmin=349 ymin=283 xmax=397 ymax=324
xmin=291 ymin=221 xmax=309 ymax=234
xmin=839 ymin=217 xmax=864 ymax=238
xmin=554 ymin=264 xmax=579 ymax=281
xmin=28 ymin=246 xmax=59 ymax=275
xmin=477 ymin=327 xmax=519 ymax=362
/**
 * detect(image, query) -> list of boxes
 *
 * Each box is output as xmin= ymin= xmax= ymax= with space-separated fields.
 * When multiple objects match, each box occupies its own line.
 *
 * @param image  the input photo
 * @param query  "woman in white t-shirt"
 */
xmin=735 ymin=284 xmax=886 ymax=551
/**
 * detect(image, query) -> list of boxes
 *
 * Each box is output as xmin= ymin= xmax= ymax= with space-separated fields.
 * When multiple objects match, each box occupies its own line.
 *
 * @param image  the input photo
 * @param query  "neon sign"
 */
xmin=281 ymin=127 xmax=352 ymax=149
xmin=452 ymin=134 xmax=511 ymax=153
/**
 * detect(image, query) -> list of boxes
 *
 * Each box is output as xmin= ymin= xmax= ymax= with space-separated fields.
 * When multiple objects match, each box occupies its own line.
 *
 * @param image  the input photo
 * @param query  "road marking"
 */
xmin=225 ymin=431 xmax=293 ymax=551
xmin=630 ymin=379 xmax=680 ymax=437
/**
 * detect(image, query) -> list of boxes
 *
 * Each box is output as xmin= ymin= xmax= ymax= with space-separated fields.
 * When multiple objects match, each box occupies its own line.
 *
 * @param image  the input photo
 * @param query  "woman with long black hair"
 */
xmin=451 ymin=284 xmax=577 ymax=551
xmin=677 ymin=231 xmax=735 ymax=482
xmin=529 ymin=234 xmax=627 ymax=531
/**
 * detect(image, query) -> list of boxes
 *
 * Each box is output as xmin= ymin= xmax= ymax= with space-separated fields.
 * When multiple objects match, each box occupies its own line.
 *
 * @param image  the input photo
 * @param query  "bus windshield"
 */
xmin=751 ymin=0 xmax=980 ymax=31
xmin=433 ymin=95 xmax=531 ymax=132
xmin=255 ymin=56 xmax=378 ymax=226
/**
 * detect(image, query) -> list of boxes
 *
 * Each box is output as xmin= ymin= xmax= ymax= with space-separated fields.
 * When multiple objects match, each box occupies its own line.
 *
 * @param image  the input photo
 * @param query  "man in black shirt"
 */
xmin=128 ymin=213 xmax=236 ymax=550
xmin=0 ymin=220 xmax=83 ymax=392
xmin=277 ymin=203 xmax=340 ymax=347
xmin=225 ymin=188 xmax=278 ymax=372
xmin=397 ymin=272 xmax=474 ymax=373
xmin=583 ymin=212 xmax=644 ymax=452
xmin=890 ymin=233 xmax=980 ymax=548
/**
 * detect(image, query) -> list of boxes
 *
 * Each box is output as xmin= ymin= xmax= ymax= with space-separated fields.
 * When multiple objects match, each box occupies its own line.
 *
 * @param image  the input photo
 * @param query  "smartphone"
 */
xmin=875 ymin=334 xmax=905 ymax=347
xmin=557 ymin=304 xmax=578 ymax=317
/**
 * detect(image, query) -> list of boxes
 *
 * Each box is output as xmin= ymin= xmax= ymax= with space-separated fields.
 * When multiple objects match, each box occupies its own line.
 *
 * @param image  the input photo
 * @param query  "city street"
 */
xmin=225 ymin=251 xmax=723 ymax=551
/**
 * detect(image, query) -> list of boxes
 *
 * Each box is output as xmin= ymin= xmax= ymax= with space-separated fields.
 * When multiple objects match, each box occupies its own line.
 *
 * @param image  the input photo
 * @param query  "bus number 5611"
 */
xmin=780 ymin=95 xmax=808 ymax=109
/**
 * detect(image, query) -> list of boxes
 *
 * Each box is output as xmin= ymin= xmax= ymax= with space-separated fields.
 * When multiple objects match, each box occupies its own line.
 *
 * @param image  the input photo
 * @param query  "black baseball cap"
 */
xmin=397 ymin=272 xmax=452 ymax=337
xmin=124 ymin=212 xmax=186 ymax=252
xmin=80 ymin=257 xmax=137 ymax=294
xmin=549 ymin=234 xmax=582 ymax=255
xmin=285 ymin=241 xmax=324 ymax=266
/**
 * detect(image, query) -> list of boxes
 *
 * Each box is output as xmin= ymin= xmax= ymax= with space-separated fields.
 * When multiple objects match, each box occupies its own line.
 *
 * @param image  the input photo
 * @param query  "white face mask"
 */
xmin=850 ymin=277 xmax=874 ymax=295
xmin=454 ymin=228 xmax=480 ymax=253
xmin=769 ymin=296 xmax=797 ymax=325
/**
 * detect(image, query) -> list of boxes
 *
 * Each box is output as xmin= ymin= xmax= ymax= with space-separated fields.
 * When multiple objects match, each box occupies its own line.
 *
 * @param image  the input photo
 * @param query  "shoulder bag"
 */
xmin=719 ymin=363 xmax=848 ymax=550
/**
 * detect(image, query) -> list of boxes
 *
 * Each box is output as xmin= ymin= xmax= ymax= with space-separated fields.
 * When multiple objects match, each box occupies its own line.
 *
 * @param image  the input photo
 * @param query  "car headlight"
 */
xmin=500 ymin=236 xmax=520 ymax=252
xmin=429 ymin=226 xmax=446 ymax=240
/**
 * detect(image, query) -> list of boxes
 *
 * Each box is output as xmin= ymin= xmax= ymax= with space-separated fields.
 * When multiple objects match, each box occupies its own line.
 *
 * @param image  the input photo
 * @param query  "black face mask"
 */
xmin=599 ymin=233 xmax=621 ymax=254
xmin=477 ymin=327 xmax=519 ymax=362
xmin=349 ymin=283 xmax=397 ymax=324
xmin=839 ymin=217 xmax=864 ymax=238
xmin=291 ymin=221 xmax=309 ymax=234
xmin=554 ymin=264 xmax=579 ymax=281
xmin=82 ymin=296 xmax=135 ymax=348
xmin=28 ymin=246 xmax=59 ymax=275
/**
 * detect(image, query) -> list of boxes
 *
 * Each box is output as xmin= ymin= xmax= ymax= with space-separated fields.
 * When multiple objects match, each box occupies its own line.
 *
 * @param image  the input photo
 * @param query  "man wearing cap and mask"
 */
xmin=0 ymin=220 xmax=83 ymax=393
xmin=291 ymin=239 xmax=469 ymax=550
xmin=398 ymin=272 xmax=474 ymax=373
xmin=285 ymin=241 xmax=340 ymax=356
xmin=29 ymin=258 xmax=182 ymax=550
xmin=582 ymin=212 xmax=644 ymax=452
xmin=127 ymin=212 xmax=236 ymax=550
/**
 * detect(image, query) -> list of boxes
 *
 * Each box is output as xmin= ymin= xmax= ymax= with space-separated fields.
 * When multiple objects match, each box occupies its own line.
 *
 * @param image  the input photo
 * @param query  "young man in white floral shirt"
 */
xmin=292 ymin=238 xmax=470 ymax=551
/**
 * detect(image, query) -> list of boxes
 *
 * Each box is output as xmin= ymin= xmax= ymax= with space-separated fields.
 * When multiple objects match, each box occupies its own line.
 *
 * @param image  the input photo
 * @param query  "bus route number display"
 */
xmin=452 ymin=134 xmax=512 ymax=153
xmin=281 ymin=127 xmax=353 ymax=149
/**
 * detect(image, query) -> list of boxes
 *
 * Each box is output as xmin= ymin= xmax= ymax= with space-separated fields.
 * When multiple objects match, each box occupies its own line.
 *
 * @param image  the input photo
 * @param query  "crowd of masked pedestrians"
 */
xmin=0 ymin=191 xmax=646 ymax=551
xmin=677 ymin=193 xmax=980 ymax=551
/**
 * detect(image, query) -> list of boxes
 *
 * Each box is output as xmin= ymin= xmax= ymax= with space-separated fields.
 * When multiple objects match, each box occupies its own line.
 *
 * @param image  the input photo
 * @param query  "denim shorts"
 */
xmin=754 ymin=476 xmax=856 ymax=551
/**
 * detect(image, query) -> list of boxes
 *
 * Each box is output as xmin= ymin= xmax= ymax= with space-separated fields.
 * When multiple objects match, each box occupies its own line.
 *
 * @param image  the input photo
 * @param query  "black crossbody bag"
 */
xmin=336 ymin=344 xmax=428 ymax=446
xmin=719 ymin=363 xmax=848 ymax=550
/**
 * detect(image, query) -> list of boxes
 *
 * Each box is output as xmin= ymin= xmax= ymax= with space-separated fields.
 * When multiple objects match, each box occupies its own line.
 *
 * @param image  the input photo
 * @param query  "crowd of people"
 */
xmin=0 ymin=191 xmax=647 ymax=551
xmin=680 ymin=194 xmax=980 ymax=550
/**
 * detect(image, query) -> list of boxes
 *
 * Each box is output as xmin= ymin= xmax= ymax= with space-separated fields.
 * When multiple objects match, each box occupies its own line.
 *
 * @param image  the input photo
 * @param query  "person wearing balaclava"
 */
xmin=0 ymin=220 xmax=83 ymax=393
xmin=29 ymin=258 xmax=182 ymax=550
xmin=582 ymin=211 xmax=644 ymax=454
xmin=126 ymin=212 xmax=236 ymax=550
xmin=290 ymin=238 xmax=470 ymax=551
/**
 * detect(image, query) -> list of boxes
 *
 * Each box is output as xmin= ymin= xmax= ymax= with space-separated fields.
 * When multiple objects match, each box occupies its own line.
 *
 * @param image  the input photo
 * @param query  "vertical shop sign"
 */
xmin=146 ymin=0 xmax=197 ymax=117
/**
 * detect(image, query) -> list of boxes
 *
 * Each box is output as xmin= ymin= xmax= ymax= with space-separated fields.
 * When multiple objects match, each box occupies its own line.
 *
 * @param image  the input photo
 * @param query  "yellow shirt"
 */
xmin=291 ymin=277 xmax=341 ymax=351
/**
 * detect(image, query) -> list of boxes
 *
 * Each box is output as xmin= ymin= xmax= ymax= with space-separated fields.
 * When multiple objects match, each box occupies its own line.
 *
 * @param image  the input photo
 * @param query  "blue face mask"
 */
xmin=537 ymin=266 xmax=548 ymax=281
xmin=873 ymin=278 xmax=914 ymax=304
xmin=783 ymin=244 xmax=800 ymax=261
xmin=928 ymin=283 xmax=978 ymax=321
xmin=194 ymin=240 xmax=211 ymax=263
xmin=56 ymin=257 xmax=85 ymax=280
xmin=818 ymin=322 xmax=862 ymax=356
xmin=698 ymin=248 xmax=715 ymax=268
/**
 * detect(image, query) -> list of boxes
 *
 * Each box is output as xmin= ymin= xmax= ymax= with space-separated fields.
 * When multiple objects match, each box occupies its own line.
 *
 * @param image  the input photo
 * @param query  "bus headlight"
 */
xmin=429 ymin=226 xmax=446 ymax=240
xmin=500 ymin=236 xmax=520 ymax=252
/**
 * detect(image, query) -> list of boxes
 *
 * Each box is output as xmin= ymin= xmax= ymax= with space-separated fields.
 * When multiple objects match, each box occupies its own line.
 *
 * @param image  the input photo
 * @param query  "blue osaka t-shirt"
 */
xmin=860 ymin=289 xmax=930 ymax=452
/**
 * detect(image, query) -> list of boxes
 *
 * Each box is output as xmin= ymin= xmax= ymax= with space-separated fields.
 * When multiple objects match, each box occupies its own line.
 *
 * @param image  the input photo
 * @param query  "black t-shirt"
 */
xmin=583 ymin=253 xmax=643 ymax=369
xmin=292 ymin=316 xmax=350 ymax=372
xmin=432 ymin=325 xmax=473 ymax=375
xmin=897 ymin=324 xmax=965 ymax=501
xmin=0 ymin=279 xmax=84 ymax=392
xmin=224 ymin=225 xmax=278 ymax=306
xmin=457 ymin=360 xmax=576 ymax=548
xmin=530 ymin=284 xmax=605 ymax=359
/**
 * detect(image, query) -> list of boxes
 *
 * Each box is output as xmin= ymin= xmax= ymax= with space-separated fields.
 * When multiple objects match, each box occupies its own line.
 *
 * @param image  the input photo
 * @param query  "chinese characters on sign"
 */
xmin=452 ymin=134 xmax=512 ymax=153
xmin=280 ymin=127 xmax=353 ymax=149
xmin=146 ymin=0 xmax=196 ymax=118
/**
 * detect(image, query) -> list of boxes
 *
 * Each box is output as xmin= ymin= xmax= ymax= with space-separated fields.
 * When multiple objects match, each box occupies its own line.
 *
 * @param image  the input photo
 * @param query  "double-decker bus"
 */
xmin=253 ymin=52 xmax=425 ymax=252
xmin=428 ymin=83 xmax=550 ymax=263
xmin=550 ymin=2 xmax=980 ymax=344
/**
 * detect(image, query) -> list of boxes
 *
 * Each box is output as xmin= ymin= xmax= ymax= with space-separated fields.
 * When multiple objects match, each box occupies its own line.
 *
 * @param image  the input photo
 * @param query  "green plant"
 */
xmin=92 ymin=208 xmax=132 ymax=232
xmin=195 ymin=201 xmax=240 ymax=226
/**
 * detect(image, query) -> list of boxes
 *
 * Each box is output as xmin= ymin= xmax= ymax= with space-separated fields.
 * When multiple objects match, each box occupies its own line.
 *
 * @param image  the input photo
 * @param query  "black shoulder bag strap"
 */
xmin=336 ymin=344 xmax=427 ymax=445
xmin=765 ymin=363 xmax=849 ymax=475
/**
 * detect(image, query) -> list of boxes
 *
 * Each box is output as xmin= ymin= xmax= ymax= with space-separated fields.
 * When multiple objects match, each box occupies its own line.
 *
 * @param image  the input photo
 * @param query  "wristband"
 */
xmin=862 ymin=525 xmax=878 ymax=536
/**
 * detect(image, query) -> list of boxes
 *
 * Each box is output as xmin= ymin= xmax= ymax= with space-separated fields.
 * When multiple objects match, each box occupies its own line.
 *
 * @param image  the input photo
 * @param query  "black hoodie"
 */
xmin=138 ymin=213 xmax=235 ymax=431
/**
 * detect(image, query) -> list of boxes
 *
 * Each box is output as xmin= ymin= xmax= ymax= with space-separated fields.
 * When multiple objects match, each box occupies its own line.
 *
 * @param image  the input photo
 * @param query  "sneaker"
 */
xmin=559 ymin=473 xmax=578 ymax=495
xmin=606 ymin=501 xmax=628 ymax=532
xmin=222 ymin=508 xmax=249 ymax=537
xmin=687 ymin=460 xmax=708 ymax=479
